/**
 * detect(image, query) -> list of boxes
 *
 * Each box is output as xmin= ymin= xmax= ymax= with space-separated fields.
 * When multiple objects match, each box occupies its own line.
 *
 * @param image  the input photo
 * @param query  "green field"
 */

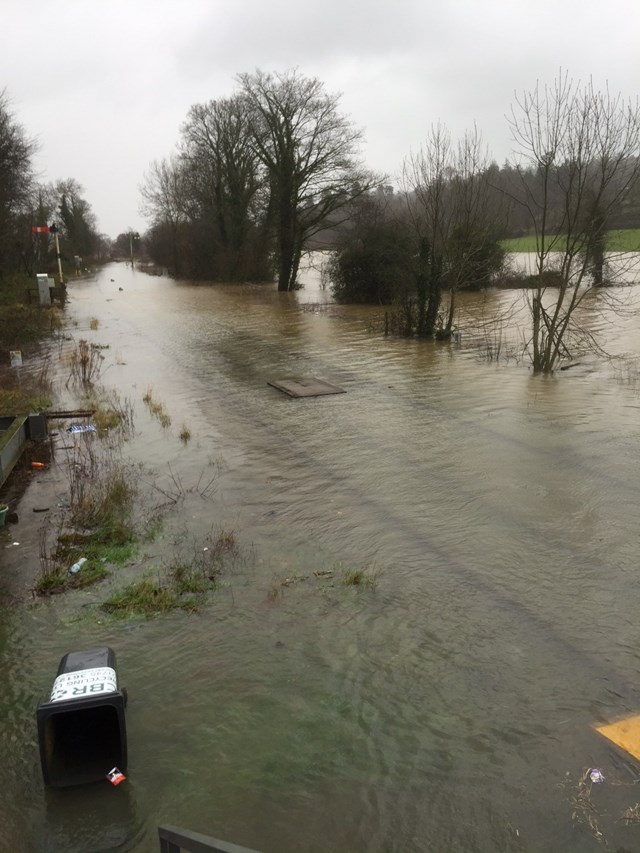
xmin=501 ymin=229 xmax=640 ymax=253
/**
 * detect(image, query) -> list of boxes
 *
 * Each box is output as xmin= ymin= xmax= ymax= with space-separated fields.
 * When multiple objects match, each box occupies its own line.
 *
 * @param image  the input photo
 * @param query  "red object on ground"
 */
xmin=106 ymin=767 xmax=126 ymax=786
xmin=31 ymin=462 xmax=45 ymax=469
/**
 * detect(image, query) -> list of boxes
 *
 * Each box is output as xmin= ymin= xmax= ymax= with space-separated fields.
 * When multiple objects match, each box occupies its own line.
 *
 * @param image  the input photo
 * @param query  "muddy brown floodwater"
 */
xmin=2 ymin=257 xmax=640 ymax=852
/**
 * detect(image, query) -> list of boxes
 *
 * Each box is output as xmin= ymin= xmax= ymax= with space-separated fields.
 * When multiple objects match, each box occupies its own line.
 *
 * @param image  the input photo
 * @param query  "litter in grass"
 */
xmin=66 ymin=424 xmax=97 ymax=434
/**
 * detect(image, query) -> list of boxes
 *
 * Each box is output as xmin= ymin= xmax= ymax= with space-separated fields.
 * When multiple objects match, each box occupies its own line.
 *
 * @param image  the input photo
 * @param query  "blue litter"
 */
xmin=66 ymin=424 xmax=97 ymax=434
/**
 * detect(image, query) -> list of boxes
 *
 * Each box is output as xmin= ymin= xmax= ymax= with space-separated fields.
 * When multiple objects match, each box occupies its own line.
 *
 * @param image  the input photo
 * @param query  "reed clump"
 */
xmin=35 ymin=441 xmax=140 ymax=596
xmin=66 ymin=339 xmax=105 ymax=387
xmin=143 ymin=387 xmax=171 ymax=427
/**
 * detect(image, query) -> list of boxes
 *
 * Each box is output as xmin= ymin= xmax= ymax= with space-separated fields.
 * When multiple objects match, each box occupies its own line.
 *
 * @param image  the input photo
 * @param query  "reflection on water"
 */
xmin=2 ymin=258 xmax=640 ymax=852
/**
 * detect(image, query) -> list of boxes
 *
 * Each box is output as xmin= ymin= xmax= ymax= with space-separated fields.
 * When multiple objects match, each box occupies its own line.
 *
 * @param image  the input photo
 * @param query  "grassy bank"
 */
xmin=501 ymin=229 xmax=640 ymax=253
xmin=35 ymin=436 xmax=141 ymax=595
xmin=0 ymin=274 xmax=64 ymax=348
xmin=0 ymin=273 xmax=64 ymax=413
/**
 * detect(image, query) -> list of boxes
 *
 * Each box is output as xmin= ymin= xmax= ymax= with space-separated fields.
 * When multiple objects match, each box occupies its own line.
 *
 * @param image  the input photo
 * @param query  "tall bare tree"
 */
xmin=0 ymin=89 xmax=36 ymax=276
xmin=239 ymin=69 xmax=374 ymax=291
xmin=180 ymin=96 xmax=265 ymax=279
xmin=403 ymin=125 xmax=505 ymax=336
xmin=140 ymin=157 xmax=188 ymax=275
xmin=508 ymin=72 xmax=640 ymax=372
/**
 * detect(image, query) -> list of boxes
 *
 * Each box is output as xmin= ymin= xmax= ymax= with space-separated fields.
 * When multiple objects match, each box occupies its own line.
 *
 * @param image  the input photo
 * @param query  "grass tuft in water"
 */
xmin=338 ymin=562 xmax=378 ymax=589
xmin=143 ymin=386 xmax=172 ymax=428
xmin=102 ymin=576 xmax=194 ymax=615
xmin=35 ymin=559 xmax=109 ymax=596
xmin=84 ymin=390 xmax=135 ymax=436
xmin=65 ymin=339 xmax=105 ymax=387
xmin=101 ymin=528 xmax=237 ymax=616
xmin=36 ymin=449 xmax=139 ymax=596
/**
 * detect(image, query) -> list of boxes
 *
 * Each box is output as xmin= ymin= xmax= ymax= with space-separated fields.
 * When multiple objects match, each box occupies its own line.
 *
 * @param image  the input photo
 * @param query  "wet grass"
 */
xmin=341 ymin=566 xmax=377 ymax=588
xmin=143 ymin=387 xmax=171 ymax=428
xmin=0 ymin=275 xmax=64 ymax=351
xmin=101 ymin=528 xmax=237 ymax=616
xmin=501 ymin=229 xmax=640 ymax=253
xmin=0 ymin=355 xmax=53 ymax=413
xmin=35 ymin=448 xmax=140 ymax=596
xmin=36 ymin=528 xmax=137 ymax=597
xmin=501 ymin=235 xmax=555 ymax=253
xmin=335 ymin=561 xmax=378 ymax=588
xmin=33 ymin=384 xmax=219 ymax=607
xmin=70 ymin=461 xmax=136 ymax=534
xmin=65 ymin=339 xmax=105 ymax=387
xmin=0 ymin=286 xmax=58 ymax=412
xmin=0 ymin=387 xmax=53 ymax=413
xmin=35 ymin=561 xmax=109 ymax=595
xmin=81 ymin=390 xmax=135 ymax=437
xmin=25 ymin=332 xmax=228 ymax=612
xmin=102 ymin=576 xmax=192 ymax=615
xmin=267 ymin=561 xmax=379 ymax=600
xmin=604 ymin=229 xmax=640 ymax=251
xmin=142 ymin=518 xmax=164 ymax=542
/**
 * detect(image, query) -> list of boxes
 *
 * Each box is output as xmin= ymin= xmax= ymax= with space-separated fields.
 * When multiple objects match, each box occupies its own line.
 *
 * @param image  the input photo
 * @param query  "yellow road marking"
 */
xmin=595 ymin=715 xmax=640 ymax=761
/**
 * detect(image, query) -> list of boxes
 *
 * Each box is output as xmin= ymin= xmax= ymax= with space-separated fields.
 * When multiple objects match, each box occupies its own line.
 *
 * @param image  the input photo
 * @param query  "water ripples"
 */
xmin=3 ymin=261 xmax=640 ymax=851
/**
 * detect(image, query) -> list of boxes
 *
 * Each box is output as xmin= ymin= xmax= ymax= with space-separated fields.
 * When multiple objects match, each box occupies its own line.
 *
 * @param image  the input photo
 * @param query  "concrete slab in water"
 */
xmin=267 ymin=377 xmax=346 ymax=398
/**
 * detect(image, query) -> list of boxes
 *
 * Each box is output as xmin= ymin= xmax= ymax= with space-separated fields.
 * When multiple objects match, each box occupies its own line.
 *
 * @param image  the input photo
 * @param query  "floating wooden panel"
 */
xmin=267 ymin=377 xmax=346 ymax=398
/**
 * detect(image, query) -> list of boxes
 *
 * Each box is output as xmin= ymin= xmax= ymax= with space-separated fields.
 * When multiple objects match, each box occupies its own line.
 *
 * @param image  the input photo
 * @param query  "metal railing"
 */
xmin=158 ymin=825 xmax=263 ymax=853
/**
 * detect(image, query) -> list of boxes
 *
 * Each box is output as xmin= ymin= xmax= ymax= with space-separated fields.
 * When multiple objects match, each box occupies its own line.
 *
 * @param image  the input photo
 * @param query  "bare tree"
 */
xmin=239 ymin=69 xmax=375 ymax=291
xmin=403 ymin=126 xmax=451 ymax=335
xmin=403 ymin=125 xmax=505 ymax=336
xmin=180 ymin=96 xmax=266 ymax=279
xmin=508 ymin=72 xmax=640 ymax=372
xmin=140 ymin=157 xmax=188 ymax=275
xmin=0 ymin=89 xmax=36 ymax=276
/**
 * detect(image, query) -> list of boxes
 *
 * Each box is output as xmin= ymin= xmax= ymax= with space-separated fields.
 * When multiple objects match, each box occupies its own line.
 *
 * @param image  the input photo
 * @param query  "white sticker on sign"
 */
xmin=50 ymin=666 xmax=117 ymax=702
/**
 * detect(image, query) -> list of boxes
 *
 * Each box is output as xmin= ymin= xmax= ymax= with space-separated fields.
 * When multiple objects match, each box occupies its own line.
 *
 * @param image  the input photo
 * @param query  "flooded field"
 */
xmin=2 ymin=258 xmax=640 ymax=852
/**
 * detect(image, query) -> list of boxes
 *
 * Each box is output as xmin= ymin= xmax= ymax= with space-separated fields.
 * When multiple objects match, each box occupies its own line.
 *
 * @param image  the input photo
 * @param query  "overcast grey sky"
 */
xmin=2 ymin=0 xmax=639 ymax=238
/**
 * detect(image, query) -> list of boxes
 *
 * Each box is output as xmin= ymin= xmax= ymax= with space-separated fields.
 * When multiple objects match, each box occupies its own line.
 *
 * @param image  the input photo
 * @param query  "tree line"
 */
xmin=2 ymin=70 xmax=640 ymax=374
xmin=140 ymin=69 xmax=375 ymax=289
xmin=0 ymin=89 xmax=108 ymax=284
xmin=143 ymin=69 xmax=640 ymax=371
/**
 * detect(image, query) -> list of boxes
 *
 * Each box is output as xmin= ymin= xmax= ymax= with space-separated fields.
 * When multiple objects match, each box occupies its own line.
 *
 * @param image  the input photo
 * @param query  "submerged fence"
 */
xmin=158 ymin=825 xmax=263 ymax=853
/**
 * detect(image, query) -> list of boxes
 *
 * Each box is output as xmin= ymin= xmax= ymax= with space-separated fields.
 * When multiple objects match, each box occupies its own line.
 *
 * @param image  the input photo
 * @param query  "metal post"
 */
xmin=54 ymin=231 xmax=64 ymax=285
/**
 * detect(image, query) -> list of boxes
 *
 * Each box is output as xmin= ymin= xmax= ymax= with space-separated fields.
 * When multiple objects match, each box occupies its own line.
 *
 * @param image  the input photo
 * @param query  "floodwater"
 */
xmin=2 ymin=257 xmax=640 ymax=852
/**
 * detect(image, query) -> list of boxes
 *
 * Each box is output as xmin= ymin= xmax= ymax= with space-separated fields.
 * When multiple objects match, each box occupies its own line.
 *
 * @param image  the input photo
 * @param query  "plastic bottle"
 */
xmin=69 ymin=557 xmax=88 ymax=574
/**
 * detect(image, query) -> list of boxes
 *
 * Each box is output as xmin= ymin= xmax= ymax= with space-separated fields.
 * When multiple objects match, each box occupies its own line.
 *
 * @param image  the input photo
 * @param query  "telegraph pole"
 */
xmin=129 ymin=230 xmax=139 ymax=268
